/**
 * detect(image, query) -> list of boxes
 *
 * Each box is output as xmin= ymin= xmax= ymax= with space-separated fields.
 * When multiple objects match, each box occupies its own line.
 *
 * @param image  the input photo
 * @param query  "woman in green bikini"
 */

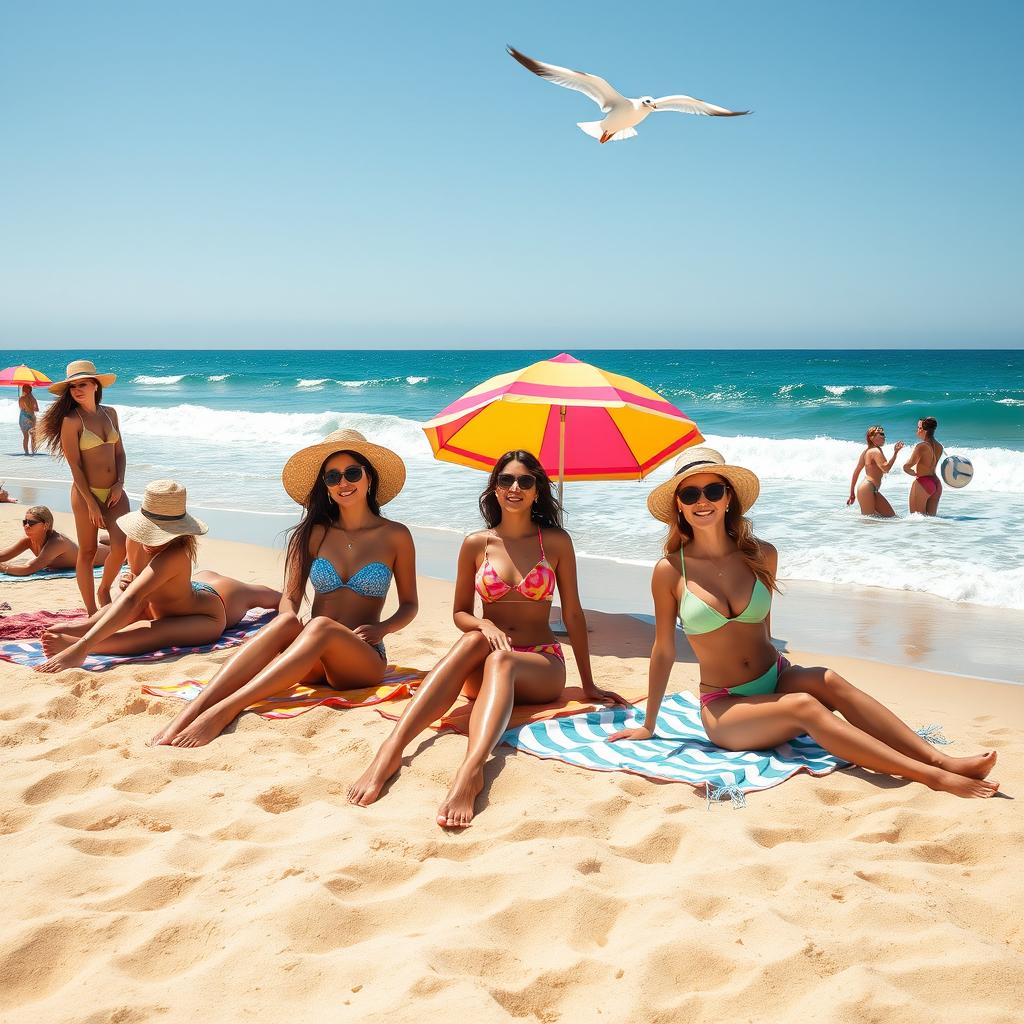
xmin=609 ymin=447 xmax=998 ymax=798
xmin=37 ymin=359 xmax=129 ymax=615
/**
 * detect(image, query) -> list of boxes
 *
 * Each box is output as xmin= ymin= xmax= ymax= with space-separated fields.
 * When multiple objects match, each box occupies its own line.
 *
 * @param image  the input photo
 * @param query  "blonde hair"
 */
xmin=664 ymin=484 xmax=780 ymax=594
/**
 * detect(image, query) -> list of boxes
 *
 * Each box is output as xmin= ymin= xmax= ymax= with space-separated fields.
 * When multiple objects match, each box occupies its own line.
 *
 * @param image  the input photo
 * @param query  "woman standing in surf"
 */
xmin=847 ymin=425 xmax=904 ymax=517
xmin=904 ymin=416 xmax=944 ymax=516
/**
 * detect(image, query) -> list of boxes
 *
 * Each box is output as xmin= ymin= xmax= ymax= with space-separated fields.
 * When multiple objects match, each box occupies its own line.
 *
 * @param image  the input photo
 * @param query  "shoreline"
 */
xmin=3 ymin=496 xmax=1021 ymax=686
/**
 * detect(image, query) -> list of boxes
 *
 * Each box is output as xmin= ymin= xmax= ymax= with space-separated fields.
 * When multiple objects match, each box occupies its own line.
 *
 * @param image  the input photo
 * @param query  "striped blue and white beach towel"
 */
xmin=0 ymin=564 xmax=106 ymax=584
xmin=502 ymin=691 xmax=849 ymax=805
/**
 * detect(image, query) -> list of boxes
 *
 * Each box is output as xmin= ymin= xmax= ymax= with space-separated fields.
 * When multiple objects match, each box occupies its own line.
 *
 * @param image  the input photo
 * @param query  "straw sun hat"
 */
xmin=647 ymin=447 xmax=760 ymax=523
xmin=117 ymin=480 xmax=208 ymax=546
xmin=47 ymin=359 xmax=117 ymax=395
xmin=281 ymin=428 xmax=406 ymax=506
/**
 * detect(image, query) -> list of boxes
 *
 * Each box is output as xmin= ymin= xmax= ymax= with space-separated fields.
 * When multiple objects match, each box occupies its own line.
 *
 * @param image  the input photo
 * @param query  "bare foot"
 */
xmin=347 ymin=740 xmax=403 ymax=806
xmin=938 ymin=750 xmax=997 ymax=781
xmin=40 ymin=631 xmax=76 ymax=657
xmin=436 ymin=766 xmax=485 ymax=828
xmin=927 ymin=768 xmax=999 ymax=798
xmin=149 ymin=702 xmax=206 ymax=747
xmin=34 ymin=645 xmax=88 ymax=674
xmin=169 ymin=704 xmax=237 ymax=748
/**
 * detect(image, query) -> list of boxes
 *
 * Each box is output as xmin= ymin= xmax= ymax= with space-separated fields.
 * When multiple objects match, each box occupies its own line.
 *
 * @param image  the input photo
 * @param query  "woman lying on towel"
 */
xmin=35 ymin=481 xmax=278 ymax=673
xmin=0 ymin=505 xmax=110 ymax=576
xmin=150 ymin=429 xmax=418 ymax=747
xmin=348 ymin=450 xmax=628 ymax=828
xmin=608 ymin=448 xmax=998 ymax=798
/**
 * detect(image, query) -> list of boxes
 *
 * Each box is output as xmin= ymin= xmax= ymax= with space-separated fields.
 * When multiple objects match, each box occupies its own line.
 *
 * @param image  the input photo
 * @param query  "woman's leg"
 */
xmin=347 ymin=631 xmax=493 ymax=806
xmin=704 ymin=691 xmax=998 ymax=798
xmin=193 ymin=570 xmax=282 ymax=628
xmin=437 ymin=649 xmax=565 ymax=828
xmin=778 ymin=666 xmax=996 ymax=779
xmin=926 ymin=481 xmax=942 ymax=516
xmin=21 ymin=426 xmax=29 ymax=455
xmin=909 ymin=480 xmax=929 ymax=515
xmin=151 ymin=612 xmax=303 ymax=745
xmin=873 ymin=492 xmax=897 ymax=518
xmin=70 ymin=488 xmax=100 ymax=615
xmin=97 ymin=493 xmax=129 ymax=607
xmin=169 ymin=617 xmax=385 ymax=748
xmin=856 ymin=482 xmax=877 ymax=516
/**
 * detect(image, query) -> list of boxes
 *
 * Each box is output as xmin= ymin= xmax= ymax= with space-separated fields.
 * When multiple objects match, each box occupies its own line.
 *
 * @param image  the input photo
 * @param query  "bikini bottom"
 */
xmin=90 ymin=485 xmax=111 ymax=504
xmin=699 ymin=655 xmax=790 ymax=708
xmin=917 ymin=475 xmax=939 ymax=497
xmin=511 ymin=641 xmax=565 ymax=663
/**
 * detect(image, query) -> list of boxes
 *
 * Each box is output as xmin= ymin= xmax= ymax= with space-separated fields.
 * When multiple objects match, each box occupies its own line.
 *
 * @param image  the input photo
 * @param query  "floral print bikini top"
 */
xmin=474 ymin=527 xmax=556 ymax=603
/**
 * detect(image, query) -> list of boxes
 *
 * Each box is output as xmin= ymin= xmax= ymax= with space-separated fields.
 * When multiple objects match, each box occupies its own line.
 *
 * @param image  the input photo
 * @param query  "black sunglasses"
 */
xmin=323 ymin=466 xmax=365 ymax=487
xmin=496 ymin=472 xmax=537 ymax=491
xmin=677 ymin=482 xmax=728 ymax=505
xmin=23 ymin=518 xmax=43 ymax=527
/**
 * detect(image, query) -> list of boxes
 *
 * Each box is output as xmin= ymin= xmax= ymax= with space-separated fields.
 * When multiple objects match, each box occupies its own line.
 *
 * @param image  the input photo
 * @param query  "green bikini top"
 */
xmin=679 ymin=550 xmax=772 ymax=636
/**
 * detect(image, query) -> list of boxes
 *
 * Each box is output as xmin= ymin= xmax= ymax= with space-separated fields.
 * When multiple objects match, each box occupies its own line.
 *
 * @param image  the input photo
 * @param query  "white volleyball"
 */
xmin=941 ymin=456 xmax=973 ymax=489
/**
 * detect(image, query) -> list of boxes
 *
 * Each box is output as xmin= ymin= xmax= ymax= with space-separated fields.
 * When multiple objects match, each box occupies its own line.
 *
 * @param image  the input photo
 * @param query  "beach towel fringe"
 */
xmin=915 ymin=724 xmax=952 ymax=746
xmin=706 ymin=782 xmax=747 ymax=810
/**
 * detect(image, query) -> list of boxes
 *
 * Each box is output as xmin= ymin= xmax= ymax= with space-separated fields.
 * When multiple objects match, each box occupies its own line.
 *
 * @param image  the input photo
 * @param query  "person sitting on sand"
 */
xmin=34 ymin=480 xmax=276 ymax=673
xmin=607 ymin=447 xmax=998 ymax=799
xmin=0 ymin=481 xmax=18 ymax=504
xmin=904 ymin=416 xmax=944 ymax=516
xmin=36 ymin=359 xmax=130 ymax=615
xmin=0 ymin=505 xmax=110 ymax=576
xmin=18 ymin=384 xmax=39 ymax=455
xmin=847 ymin=425 xmax=904 ymax=518
xmin=348 ymin=450 xmax=628 ymax=828
xmin=149 ymin=429 xmax=418 ymax=748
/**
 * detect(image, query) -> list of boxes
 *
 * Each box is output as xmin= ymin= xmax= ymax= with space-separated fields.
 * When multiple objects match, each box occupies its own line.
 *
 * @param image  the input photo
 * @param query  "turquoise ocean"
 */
xmin=3 ymin=349 xmax=1022 ymax=611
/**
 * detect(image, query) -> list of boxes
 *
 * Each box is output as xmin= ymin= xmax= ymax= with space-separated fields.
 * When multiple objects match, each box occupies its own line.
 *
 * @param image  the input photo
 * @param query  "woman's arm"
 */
xmin=61 ymin=416 xmax=104 ymax=528
xmin=352 ymin=525 xmax=419 ymax=646
xmin=106 ymin=408 xmax=127 ymax=508
xmin=550 ymin=531 xmax=628 ymax=705
xmin=847 ymin=451 xmax=866 ymax=505
xmin=762 ymin=542 xmax=779 ymax=639
xmin=903 ymin=442 xmax=923 ymax=476
xmin=0 ymin=536 xmax=30 ymax=565
xmin=882 ymin=441 xmax=905 ymax=472
xmin=608 ymin=558 xmax=679 ymax=740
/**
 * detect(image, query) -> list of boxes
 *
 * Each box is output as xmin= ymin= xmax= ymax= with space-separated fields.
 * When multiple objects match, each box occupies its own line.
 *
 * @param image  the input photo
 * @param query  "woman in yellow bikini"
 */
xmin=348 ymin=449 xmax=627 ymax=828
xmin=37 ymin=360 xmax=129 ymax=614
xmin=608 ymin=448 xmax=998 ymax=798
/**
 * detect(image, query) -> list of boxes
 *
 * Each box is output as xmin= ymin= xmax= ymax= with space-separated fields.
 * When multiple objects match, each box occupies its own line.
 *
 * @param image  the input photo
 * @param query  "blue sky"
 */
xmin=1 ymin=1 xmax=1021 ymax=349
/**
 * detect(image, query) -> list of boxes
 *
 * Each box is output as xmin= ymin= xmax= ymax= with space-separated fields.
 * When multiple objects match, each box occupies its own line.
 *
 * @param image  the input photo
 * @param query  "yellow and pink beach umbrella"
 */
xmin=0 ymin=364 xmax=52 ymax=388
xmin=422 ymin=353 xmax=703 ymax=495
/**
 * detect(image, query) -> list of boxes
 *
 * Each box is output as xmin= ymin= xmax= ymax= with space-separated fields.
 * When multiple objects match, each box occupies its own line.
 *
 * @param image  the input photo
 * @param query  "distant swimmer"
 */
xmin=904 ymin=416 xmax=944 ymax=516
xmin=847 ymin=426 xmax=904 ymax=518
xmin=506 ymin=45 xmax=750 ymax=144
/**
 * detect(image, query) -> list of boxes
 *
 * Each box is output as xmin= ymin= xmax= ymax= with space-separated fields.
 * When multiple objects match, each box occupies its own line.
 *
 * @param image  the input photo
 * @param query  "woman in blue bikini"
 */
xmin=36 ymin=480 xmax=278 ymax=673
xmin=609 ymin=448 xmax=999 ymax=798
xmin=151 ymin=429 xmax=418 ymax=748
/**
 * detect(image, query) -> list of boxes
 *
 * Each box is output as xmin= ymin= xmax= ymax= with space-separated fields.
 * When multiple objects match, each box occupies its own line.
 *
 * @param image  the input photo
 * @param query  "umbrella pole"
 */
xmin=552 ymin=405 xmax=568 ymax=635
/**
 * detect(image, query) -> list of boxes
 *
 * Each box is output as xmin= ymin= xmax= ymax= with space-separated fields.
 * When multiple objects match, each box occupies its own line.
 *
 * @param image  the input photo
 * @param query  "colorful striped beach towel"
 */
xmin=143 ymin=665 xmax=427 ymax=718
xmin=0 ymin=609 xmax=275 ymax=671
xmin=0 ymin=564 xmax=107 ymax=583
xmin=501 ymin=691 xmax=849 ymax=803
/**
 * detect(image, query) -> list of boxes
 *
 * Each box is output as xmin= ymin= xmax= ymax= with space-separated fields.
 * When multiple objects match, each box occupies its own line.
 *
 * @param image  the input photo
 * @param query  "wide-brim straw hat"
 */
xmin=647 ymin=447 xmax=760 ymax=523
xmin=48 ymin=359 xmax=117 ymax=394
xmin=281 ymin=428 xmax=406 ymax=506
xmin=117 ymin=479 xmax=208 ymax=545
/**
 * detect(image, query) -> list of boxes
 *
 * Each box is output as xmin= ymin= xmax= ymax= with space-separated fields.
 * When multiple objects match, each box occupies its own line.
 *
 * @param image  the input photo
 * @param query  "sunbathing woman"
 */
xmin=34 ymin=480 xmax=262 ymax=672
xmin=904 ymin=416 xmax=944 ymax=516
xmin=150 ymin=429 xmax=417 ymax=748
xmin=608 ymin=447 xmax=998 ymax=798
xmin=0 ymin=505 xmax=109 ymax=576
xmin=847 ymin=426 xmax=904 ymax=517
xmin=36 ymin=359 xmax=129 ymax=614
xmin=348 ymin=450 xmax=627 ymax=828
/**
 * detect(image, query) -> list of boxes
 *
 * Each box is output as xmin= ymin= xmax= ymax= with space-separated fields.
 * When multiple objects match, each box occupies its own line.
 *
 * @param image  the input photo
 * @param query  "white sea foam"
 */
xmin=996 ymin=398 xmax=1024 ymax=407
xmin=207 ymin=374 xmax=230 ymax=382
xmin=824 ymin=385 xmax=853 ymax=396
xmin=777 ymin=383 xmax=804 ymax=396
xmin=406 ymin=376 xmax=428 ymax=385
xmin=133 ymin=374 xmax=186 ymax=385
xmin=296 ymin=378 xmax=331 ymax=388
xmin=339 ymin=380 xmax=369 ymax=388
xmin=864 ymin=385 xmax=894 ymax=394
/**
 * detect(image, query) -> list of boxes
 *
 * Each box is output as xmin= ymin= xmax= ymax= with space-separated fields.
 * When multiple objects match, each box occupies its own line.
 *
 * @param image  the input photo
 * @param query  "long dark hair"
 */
xmin=36 ymin=381 xmax=104 ymax=460
xmin=284 ymin=449 xmax=381 ymax=593
xmin=479 ymin=450 xmax=563 ymax=530
xmin=665 ymin=478 xmax=780 ymax=594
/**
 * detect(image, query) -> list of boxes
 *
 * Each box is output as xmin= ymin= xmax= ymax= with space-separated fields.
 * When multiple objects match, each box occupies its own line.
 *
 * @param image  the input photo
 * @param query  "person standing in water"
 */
xmin=904 ymin=416 xmax=944 ymax=516
xmin=847 ymin=426 xmax=904 ymax=517
xmin=18 ymin=384 xmax=39 ymax=455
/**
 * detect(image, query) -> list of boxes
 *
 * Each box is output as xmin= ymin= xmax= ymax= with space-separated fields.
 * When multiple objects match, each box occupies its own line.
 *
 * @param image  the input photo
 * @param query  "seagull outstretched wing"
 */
xmin=652 ymin=95 xmax=750 ymax=117
xmin=507 ymin=46 xmax=624 ymax=113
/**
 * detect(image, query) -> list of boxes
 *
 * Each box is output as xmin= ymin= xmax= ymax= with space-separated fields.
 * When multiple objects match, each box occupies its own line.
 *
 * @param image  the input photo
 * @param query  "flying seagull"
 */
xmin=506 ymin=45 xmax=750 ymax=143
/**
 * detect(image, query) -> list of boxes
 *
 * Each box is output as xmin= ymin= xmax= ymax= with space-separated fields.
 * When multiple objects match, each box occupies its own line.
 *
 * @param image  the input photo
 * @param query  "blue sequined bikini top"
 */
xmin=309 ymin=557 xmax=392 ymax=598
